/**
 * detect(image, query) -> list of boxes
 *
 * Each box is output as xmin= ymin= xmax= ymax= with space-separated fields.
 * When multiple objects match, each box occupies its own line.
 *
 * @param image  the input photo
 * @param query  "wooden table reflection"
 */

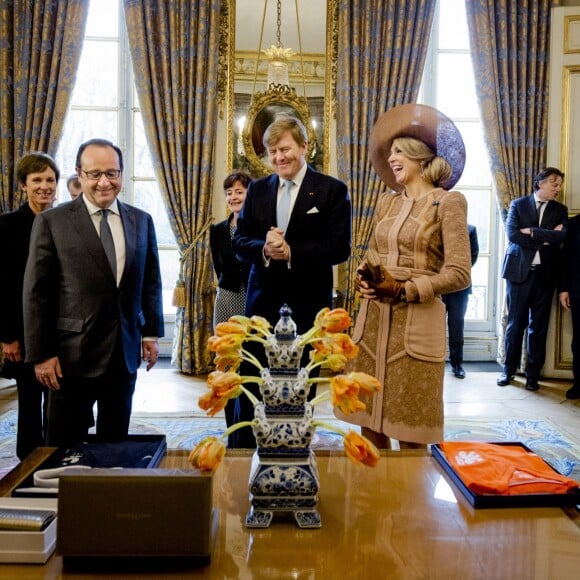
xmin=1 ymin=448 xmax=580 ymax=578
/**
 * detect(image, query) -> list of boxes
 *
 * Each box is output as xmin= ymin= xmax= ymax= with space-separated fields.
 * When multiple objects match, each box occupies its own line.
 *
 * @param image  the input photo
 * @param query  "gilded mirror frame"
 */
xmin=241 ymin=85 xmax=316 ymax=177
xmin=221 ymin=0 xmax=338 ymax=177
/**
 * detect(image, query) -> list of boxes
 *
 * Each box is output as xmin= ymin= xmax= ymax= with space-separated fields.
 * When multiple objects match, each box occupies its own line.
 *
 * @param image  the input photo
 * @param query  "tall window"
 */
xmin=55 ymin=0 xmax=179 ymax=316
xmin=420 ymin=0 xmax=500 ymax=340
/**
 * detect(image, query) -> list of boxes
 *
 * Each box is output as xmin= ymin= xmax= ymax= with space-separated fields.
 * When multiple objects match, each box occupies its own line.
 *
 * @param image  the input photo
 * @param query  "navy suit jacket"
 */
xmin=233 ymin=166 xmax=351 ymax=332
xmin=559 ymin=214 xmax=580 ymax=300
xmin=501 ymin=194 xmax=568 ymax=283
xmin=23 ymin=196 xmax=164 ymax=377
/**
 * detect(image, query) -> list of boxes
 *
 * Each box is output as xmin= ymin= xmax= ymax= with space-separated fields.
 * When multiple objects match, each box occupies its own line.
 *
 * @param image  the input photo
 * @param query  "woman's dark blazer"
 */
xmin=0 ymin=202 xmax=36 ymax=345
xmin=209 ymin=216 xmax=251 ymax=292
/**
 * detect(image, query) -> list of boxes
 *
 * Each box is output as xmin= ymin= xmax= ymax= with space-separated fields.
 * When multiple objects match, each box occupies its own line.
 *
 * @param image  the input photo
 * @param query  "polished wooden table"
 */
xmin=1 ymin=448 xmax=580 ymax=578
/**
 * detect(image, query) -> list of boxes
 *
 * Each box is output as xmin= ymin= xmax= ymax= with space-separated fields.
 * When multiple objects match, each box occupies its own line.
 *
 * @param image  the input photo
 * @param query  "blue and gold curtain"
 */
xmin=465 ymin=0 xmax=554 ymax=218
xmin=124 ymin=0 xmax=220 ymax=375
xmin=335 ymin=0 xmax=436 ymax=315
xmin=0 ymin=0 xmax=88 ymax=213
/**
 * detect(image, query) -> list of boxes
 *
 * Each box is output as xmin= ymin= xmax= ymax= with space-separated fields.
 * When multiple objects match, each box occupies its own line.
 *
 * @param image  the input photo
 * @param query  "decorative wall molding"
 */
xmin=560 ymin=65 xmax=580 ymax=214
xmin=564 ymin=15 xmax=580 ymax=53
xmin=233 ymin=50 xmax=326 ymax=85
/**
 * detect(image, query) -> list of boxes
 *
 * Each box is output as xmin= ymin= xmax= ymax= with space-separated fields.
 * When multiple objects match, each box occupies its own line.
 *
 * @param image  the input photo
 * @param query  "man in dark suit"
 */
xmin=234 ymin=116 xmax=351 ymax=334
xmin=558 ymin=214 xmax=580 ymax=399
xmin=0 ymin=152 xmax=58 ymax=458
xmin=443 ymin=224 xmax=479 ymax=379
xmin=23 ymin=138 xmax=164 ymax=446
xmin=498 ymin=167 xmax=567 ymax=391
xmin=232 ymin=115 xmax=351 ymax=446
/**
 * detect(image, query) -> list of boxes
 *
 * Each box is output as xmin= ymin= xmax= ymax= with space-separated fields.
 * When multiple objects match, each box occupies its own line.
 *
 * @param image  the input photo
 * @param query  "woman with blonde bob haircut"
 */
xmin=392 ymin=136 xmax=453 ymax=188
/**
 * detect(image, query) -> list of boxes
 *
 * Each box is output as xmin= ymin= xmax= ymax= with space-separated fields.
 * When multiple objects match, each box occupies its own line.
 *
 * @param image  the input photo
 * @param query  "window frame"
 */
xmin=419 ymin=0 xmax=500 ymax=338
xmin=56 ymin=0 xmax=179 ymax=320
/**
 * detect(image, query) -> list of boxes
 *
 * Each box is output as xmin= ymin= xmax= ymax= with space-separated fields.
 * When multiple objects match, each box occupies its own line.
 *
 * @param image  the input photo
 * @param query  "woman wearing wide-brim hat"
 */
xmin=335 ymin=103 xmax=472 ymax=449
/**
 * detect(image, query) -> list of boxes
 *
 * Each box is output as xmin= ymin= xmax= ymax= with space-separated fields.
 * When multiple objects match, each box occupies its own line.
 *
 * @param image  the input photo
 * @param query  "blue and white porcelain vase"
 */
xmin=245 ymin=305 xmax=322 ymax=529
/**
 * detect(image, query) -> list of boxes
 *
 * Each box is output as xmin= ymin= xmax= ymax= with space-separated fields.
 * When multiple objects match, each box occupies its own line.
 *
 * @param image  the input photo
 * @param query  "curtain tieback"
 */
xmin=172 ymin=216 xmax=214 ymax=308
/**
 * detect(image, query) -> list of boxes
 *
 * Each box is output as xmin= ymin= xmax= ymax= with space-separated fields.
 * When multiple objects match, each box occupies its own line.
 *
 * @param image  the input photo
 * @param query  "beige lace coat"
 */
xmin=336 ymin=188 xmax=471 ymax=443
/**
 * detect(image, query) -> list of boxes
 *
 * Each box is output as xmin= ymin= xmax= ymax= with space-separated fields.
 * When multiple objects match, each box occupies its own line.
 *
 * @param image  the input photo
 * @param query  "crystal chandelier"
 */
xmin=264 ymin=0 xmax=295 ymax=87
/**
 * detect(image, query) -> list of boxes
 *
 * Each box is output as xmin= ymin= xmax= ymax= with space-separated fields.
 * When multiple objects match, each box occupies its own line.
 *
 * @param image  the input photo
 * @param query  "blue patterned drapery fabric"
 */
xmin=124 ymin=0 xmax=220 ymax=374
xmin=465 ymin=0 xmax=554 ymax=219
xmin=335 ymin=0 xmax=436 ymax=315
xmin=0 ymin=0 xmax=88 ymax=213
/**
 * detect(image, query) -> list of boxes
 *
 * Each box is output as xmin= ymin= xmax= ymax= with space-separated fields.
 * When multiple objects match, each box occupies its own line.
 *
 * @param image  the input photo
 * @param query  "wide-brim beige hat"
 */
xmin=369 ymin=103 xmax=466 ymax=191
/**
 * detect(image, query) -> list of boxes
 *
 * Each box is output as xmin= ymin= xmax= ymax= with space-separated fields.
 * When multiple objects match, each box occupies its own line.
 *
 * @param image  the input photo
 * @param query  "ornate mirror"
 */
xmin=222 ymin=0 xmax=337 ymax=178
xmin=241 ymin=85 xmax=316 ymax=177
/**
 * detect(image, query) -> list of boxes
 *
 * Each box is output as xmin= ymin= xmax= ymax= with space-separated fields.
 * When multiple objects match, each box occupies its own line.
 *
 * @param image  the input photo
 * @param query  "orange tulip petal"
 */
xmin=344 ymin=431 xmax=380 ymax=467
xmin=215 ymin=321 xmax=247 ymax=337
xmin=189 ymin=437 xmax=226 ymax=472
xmin=349 ymin=372 xmax=381 ymax=393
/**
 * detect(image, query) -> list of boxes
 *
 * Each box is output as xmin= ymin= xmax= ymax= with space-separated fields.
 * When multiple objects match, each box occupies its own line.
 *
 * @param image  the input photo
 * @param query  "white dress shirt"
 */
xmin=276 ymin=162 xmax=307 ymax=224
xmin=531 ymin=194 xmax=548 ymax=266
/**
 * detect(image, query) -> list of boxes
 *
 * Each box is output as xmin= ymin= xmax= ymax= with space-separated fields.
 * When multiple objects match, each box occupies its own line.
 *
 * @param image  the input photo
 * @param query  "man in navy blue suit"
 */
xmin=232 ymin=115 xmax=351 ymax=446
xmin=558 ymin=214 xmax=580 ymax=399
xmin=23 ymin=138 xmax=164 ymax=446
xmin=234 ymin=115 xmax=351 ymax=334
xmin=498 ymin=167 xmax=567 ymax=391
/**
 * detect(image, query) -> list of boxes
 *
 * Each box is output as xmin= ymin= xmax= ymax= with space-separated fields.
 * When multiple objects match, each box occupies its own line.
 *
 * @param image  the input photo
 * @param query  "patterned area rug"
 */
xmin=1 ymin=411 xmax=579 ymax=481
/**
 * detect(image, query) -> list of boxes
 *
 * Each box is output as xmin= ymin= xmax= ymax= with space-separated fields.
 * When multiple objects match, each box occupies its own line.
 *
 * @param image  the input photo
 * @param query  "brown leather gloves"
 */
xmin=356 ymin=262 xmax=407 ymax=303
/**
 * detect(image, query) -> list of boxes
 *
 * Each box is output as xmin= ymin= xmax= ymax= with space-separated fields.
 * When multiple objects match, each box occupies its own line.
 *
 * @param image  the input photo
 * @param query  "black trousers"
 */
xmin=45 ymin=343 xmax=137 ymax=448
xmin=503 ymin=268 xmax=555 ymax=379
xmin=5 ymin=360 xmax=48 ymax=460
xmin=442 ymin=290 xmax=469 ymax=367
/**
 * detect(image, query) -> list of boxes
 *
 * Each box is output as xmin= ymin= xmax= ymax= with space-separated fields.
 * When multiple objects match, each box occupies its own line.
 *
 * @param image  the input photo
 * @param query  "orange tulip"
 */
xmin=207 ymin=371 xmax=244 ymax=393
xmin=348 ymin=372 xmax=381 ymax=394
xmin=214 ymin=321 xmax=248 ymax=337
xmin=344 ymin=431 xmax=380 ymax=467
xmin=310 ymin=334 xmax=358 ymax=359
xmin=314 ymin=307 xmax=352 ymax=333
xmin=199 ymin=390 xmax=230 ymax=416
xmin=249 ymin=315 xmax=271 ymax=334
xmin=310 ymin=339 xmax=332 ymax=359
xmin=207 ymin=371 xmax=244 ymax=399
xmin=200 ymin=371 xmax=244 ymax=416
xmin=228 ymin=315 xmax=252 ymax=332
xmin=323 ymin=353 xmax=348 ymax=372
xmin=330 ymin=374 xmax=366 ymax=414
xmin=214 ymin=353 xmax=242 ymax=372
xmin=329 ymin=333 xmax=359 ymax=358
xmin=189 ymin=436 xmax=226 ymax=472
xmin=207 ymin=334 xmax=244 ymax=355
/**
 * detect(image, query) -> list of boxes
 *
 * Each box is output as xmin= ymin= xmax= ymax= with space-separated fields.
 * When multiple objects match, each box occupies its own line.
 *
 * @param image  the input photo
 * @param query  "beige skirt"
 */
xmin=335 ymin=297 xmax=446 ymax=444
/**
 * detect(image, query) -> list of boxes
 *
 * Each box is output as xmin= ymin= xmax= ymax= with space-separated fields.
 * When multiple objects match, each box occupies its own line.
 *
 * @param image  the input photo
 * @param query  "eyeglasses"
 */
xmin=81 ymin=169 xmax=121 ymax=181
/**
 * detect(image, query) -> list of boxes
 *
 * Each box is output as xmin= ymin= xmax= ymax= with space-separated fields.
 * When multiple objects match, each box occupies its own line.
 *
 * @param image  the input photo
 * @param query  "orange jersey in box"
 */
xmin=439 ymin=442 xmax=579 ymax=495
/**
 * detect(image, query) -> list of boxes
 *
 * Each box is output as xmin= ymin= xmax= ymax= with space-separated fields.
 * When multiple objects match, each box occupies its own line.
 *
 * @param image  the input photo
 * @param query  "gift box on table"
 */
xmin=0 ymin=497 xmax=58 ymax=564
xmin=432 ymin=441 xmax=580 ymax=509
xmin=11 ymin=434 xmax=167 ymax=498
